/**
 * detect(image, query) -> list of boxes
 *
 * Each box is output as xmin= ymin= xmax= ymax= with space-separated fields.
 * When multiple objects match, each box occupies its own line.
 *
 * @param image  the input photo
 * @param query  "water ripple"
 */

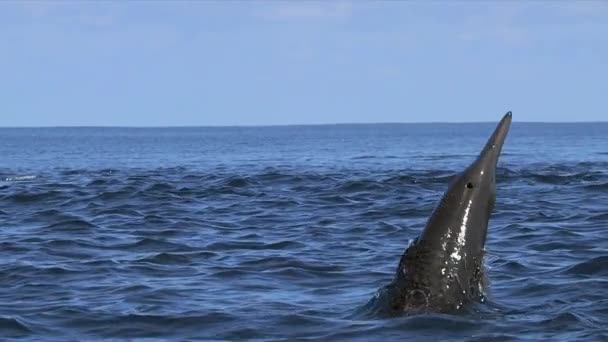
xmin=0 ymin=161 xmax=607 ymax=340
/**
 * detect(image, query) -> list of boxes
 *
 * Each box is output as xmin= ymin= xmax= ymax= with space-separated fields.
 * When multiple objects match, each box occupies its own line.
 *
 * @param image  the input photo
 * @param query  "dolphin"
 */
xmin=369 ymin=111 xmax=512 ymax=315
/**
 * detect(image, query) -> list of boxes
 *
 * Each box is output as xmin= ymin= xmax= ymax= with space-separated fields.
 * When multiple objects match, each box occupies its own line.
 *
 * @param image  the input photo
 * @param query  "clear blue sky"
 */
xmin=1 ymin=1 xmax=606 ymax=126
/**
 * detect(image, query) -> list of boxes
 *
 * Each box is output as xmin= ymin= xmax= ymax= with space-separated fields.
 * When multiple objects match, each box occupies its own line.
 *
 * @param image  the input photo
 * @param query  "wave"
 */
xmin=562 ymin=256 xmax=608 ymax=276
xmin=3 ymin=175 xmax=37 ymax=182
xmin=0 ymin=316 xmax=32 ymax=334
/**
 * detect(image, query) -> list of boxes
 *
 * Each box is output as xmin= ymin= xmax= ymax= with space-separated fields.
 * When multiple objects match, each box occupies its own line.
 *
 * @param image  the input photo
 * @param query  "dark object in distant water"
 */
xmin=368 ymin=112 xmax=512 ymax=315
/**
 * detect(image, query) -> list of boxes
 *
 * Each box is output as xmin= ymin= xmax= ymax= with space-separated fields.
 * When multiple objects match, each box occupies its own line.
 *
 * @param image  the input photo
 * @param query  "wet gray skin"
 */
xmin=376 ymin=112 xmax=512 ymax=315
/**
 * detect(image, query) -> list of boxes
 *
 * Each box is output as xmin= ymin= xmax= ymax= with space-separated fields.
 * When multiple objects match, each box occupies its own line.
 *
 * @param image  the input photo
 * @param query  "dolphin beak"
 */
xmin=475 ymin=111 xmax=512 ymax=169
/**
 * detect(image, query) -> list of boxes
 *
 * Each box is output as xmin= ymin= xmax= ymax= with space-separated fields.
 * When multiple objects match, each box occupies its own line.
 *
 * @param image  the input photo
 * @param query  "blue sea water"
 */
xmin=0 ymin=122 xmax=607 ymax=341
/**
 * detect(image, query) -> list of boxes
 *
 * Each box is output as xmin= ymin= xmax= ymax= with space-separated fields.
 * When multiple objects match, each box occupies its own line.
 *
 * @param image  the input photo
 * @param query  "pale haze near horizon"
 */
xmin=1 ymin=1 xmax=607 ymax=127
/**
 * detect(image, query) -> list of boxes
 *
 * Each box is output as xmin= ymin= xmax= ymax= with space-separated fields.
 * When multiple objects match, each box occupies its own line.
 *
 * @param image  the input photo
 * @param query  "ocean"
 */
xmin=1 ymin=122 xmax=607 ymax=341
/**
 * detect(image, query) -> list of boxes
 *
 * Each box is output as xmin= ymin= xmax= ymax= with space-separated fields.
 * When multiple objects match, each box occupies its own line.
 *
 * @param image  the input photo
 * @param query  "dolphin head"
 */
xmin=420 ymin=111 xmax=511 ymax=255
xmin=391 ymin=112 xmax=512 ymax=312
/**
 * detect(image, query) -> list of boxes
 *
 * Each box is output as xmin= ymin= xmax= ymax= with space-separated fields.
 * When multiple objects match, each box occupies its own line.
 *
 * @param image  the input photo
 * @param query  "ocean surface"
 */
xmin=1 ymin=122 xmax=607 ymax=341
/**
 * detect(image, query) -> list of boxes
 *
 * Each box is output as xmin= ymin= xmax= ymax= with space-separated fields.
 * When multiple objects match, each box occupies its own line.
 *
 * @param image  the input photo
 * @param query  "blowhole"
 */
xmin=466 ymin=182 xmax=474 ymax=189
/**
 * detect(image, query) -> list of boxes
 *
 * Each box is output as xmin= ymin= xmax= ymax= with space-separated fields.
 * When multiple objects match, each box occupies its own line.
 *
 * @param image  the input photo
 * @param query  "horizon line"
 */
xmin=1 ymin=120 xmax=607 ymax=129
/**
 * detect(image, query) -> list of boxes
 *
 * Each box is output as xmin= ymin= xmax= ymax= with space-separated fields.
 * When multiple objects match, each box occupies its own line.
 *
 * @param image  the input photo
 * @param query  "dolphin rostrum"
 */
xmin=371 ymin=111 xmax=512 ymax=315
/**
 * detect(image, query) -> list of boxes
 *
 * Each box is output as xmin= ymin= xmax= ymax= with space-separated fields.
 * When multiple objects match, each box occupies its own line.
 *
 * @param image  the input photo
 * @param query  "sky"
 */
xmin=1 ymin=1 xmax=607 ymax=126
